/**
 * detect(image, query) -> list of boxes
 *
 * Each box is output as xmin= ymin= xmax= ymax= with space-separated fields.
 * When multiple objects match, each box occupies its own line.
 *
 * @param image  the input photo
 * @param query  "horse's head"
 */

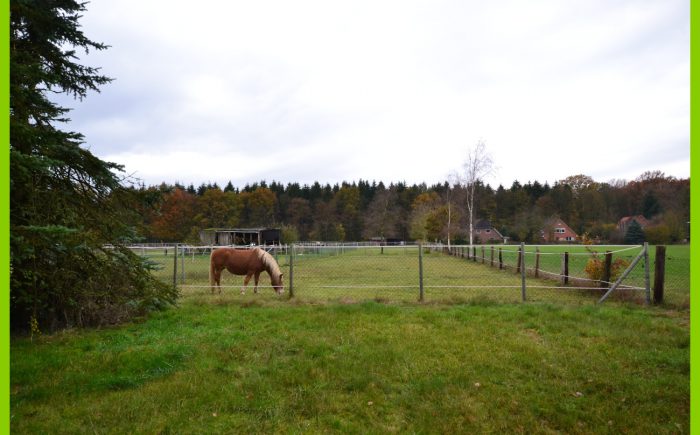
xmin=259 ymin=249 xmax=285 ymax=294
xmin=271 ymin=272 xmax=284 ymax=294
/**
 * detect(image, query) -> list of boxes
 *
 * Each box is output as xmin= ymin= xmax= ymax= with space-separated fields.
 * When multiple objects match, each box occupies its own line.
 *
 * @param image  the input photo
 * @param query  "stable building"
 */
xmin=199 ymin=228 xmax=281 ymax=246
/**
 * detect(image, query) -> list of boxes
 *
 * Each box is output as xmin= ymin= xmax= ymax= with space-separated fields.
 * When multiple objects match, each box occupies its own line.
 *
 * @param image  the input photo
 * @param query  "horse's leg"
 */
xmin=242 ymin=273 xmax=253 ymax=295
xmin=253 ymin=271 xmax=261 ymax=294
xmin=215 ymin=269 xmax=222 ymax=294
xmin=210 ymin=267 xmax=218 ymax=294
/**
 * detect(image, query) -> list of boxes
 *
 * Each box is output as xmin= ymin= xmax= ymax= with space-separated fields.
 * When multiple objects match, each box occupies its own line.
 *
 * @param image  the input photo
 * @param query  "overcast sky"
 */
xmin=59 ymin=0 xmax=690 ymax=189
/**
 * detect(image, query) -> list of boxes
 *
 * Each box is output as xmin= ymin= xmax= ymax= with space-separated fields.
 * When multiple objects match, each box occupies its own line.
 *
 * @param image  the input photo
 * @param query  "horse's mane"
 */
xmin=254 ymin=248 xmax=282 ymax=277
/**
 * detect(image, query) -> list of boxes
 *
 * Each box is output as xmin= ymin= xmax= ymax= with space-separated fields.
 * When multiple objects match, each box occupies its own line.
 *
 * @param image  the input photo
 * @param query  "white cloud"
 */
xmin=62 ymin=0 xmax=689 ymax=187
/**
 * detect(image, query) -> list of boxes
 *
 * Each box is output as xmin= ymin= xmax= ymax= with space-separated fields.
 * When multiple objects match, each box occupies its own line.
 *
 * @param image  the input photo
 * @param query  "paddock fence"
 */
xmin=129 ymin=243 xmax=688 ymax=307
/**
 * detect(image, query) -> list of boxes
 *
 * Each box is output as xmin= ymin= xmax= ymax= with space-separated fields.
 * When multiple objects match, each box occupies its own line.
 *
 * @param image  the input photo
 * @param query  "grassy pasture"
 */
xmin=142 ymin=244 xmax=689 ymax=307
xmin=11 ymin=295 xmax=689 ymax=433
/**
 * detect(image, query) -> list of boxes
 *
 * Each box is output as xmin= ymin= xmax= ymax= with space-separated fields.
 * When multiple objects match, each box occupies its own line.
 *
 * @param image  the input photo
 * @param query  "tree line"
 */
xmin=128 ymin=171 xmax=689 ymax=245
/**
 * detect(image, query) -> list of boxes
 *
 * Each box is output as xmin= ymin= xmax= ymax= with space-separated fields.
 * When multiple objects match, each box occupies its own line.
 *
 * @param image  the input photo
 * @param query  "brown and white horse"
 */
xmin=209 ymin=247 xmax=284 ymax=294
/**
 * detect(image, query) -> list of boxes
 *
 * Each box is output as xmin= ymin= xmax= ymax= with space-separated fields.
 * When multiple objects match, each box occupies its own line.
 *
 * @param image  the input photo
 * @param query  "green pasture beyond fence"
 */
xmin=135 ymin=243 xmax=689 ymax=308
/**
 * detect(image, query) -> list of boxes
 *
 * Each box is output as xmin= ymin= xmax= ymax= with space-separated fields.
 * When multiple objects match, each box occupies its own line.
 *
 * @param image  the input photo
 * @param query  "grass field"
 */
xmin=11 ymin=294 xmax=689 ymax=433
xmin=144 ymin=244 xmax=689 ymax=308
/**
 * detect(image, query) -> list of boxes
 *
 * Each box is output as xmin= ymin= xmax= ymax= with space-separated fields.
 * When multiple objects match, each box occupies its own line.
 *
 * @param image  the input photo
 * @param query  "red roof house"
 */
xmin=541 ymin=217 xmax=578 ymax=243
xmin=474 ymin=219 xmax=505 ymax=244
xmin=617 ymin=215 xmax=651 ymax=233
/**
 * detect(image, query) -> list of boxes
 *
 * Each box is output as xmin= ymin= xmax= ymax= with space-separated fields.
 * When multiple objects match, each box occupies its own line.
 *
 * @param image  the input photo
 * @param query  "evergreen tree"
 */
xmin=623 ymin=220 xmax=646 ymax=244
xmin=10 ymin=0 xmax=176 ymax=330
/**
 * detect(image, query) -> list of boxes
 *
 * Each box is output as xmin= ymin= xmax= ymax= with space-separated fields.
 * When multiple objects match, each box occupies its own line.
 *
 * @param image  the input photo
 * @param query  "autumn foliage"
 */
xmin=130 ymin=172 xmax=689 ymax=245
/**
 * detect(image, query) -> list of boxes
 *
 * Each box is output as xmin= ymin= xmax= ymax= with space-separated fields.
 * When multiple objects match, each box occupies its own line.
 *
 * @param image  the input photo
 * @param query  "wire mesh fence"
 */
xmin=130 ymin=243 xmax=689 ymax=307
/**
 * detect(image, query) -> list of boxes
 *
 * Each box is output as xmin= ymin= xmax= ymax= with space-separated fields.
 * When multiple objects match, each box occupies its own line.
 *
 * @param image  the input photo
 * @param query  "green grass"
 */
xmin=11 ymin=295 xmax=689 ymax=433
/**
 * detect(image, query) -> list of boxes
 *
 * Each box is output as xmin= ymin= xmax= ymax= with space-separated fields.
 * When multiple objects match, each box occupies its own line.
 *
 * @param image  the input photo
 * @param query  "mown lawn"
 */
xmin=11 ymin=292 xmax=689 ymax=434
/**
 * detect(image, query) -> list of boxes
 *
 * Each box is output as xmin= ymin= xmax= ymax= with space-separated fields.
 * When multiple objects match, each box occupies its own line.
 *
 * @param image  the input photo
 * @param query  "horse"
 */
xmin=209 ymin=247 xmax=284 ymax=295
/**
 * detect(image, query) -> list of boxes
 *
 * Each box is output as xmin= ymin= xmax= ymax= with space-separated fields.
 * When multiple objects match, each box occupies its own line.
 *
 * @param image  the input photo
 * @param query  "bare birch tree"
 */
xmin=456 ymin=140 xmax=495 ymax=245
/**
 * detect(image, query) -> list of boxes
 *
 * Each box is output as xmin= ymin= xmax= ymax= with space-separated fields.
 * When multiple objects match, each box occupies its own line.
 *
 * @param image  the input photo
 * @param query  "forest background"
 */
xmin=130 ymin=171 xmax=689 ymax=245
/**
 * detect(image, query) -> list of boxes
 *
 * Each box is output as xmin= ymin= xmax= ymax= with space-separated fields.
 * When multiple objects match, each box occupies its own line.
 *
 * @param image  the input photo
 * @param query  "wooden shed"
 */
xmin=199 ymin=228 xmax=281 ymax=246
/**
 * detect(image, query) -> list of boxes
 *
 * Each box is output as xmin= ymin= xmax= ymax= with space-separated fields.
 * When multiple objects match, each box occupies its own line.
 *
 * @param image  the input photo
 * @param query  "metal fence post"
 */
xmin=598 ymin=246 xmax=647 ymax=304
xmin=520 ymin=242 xmax=526 ymax=302
xmin=288 ymin=244 xmax=295 ymax=299
xmin=418 ymin=244 xmax=424 ymax=302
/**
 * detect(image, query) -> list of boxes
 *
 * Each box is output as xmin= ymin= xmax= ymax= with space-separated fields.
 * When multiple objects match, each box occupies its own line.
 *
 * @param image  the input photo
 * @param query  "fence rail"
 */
xmin=129 ymin=243 xmax=688 ymax=307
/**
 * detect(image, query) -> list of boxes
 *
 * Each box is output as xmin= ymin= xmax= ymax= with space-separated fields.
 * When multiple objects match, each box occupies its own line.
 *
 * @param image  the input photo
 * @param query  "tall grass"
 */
xmin=11 ymin=294 xmax=689 ymax=434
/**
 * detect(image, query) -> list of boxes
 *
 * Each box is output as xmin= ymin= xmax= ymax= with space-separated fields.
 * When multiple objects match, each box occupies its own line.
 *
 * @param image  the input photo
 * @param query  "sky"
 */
xmin=58 ymin=0 xmax=690 ymax=189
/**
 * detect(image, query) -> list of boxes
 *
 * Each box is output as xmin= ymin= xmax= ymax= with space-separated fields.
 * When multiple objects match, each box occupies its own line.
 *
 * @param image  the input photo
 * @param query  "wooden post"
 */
xmin=173 ymin=243 xmax=178 ymax=287
xmin=181 ymin=245 xmax=185 ymax=284
xmin=644 ymin=243 xmax=650 ymax=304
xmin=601 ymin=251 xmax=612 ymax=289
xmin=516 ymin=246 xmax=522 ymax=274
xmin=481 ymin=246 xmax=485 ymax=264
xmin=653 ymin=245 xmax=666 ymax=304
xmin=490 ymin=246 xmax=494 ymax=267
xmin=498 ymin=248 xmax=503 ymax=270
xmin=472 ymin=246 xmax=477 ymax=262
xmin=561 ymin=252 xmax=569 ymax=285
xmin=534 ymin=248 xmax=540 ymax=278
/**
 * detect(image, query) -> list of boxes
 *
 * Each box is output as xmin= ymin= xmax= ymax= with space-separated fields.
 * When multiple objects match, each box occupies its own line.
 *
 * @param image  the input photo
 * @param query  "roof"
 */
xmin=474 ymin=219 xmax=494 ymax=230
xmin=618 ymin=215 xmax=650 ymax=227
xmin=203 ymin=228 xmax=280 ymax=234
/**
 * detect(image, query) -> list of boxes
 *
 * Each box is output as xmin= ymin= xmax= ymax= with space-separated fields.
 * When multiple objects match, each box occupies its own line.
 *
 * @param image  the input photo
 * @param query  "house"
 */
xmin=617 ymin=215 xmax=650 ymax=233
xmin=541 ymin=218 xmax=578 ymax=243
xmin=474 ymin=219 xmax=505 ymax=244
xmin=199 ymin=228 xmax=281 ymax=246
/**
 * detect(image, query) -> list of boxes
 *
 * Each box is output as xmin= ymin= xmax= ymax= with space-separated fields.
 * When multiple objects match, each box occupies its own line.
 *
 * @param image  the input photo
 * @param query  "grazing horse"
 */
xmin=209 ymin=247 xmax=284 ymax=295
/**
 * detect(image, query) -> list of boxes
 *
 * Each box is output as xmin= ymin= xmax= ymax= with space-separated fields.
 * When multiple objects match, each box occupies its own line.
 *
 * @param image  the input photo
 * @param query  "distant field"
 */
xmin=139 ymin=244 xmax=689 ymax=308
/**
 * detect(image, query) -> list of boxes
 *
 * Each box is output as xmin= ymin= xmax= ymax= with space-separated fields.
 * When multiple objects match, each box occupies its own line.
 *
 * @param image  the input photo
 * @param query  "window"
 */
xmin=555 ymin=228 xmax=566 ymax=234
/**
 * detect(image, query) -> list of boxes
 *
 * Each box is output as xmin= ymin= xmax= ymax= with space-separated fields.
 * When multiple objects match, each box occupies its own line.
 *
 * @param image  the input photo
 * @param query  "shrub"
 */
xmin=583 ymin=252 xmax=630 ymax=284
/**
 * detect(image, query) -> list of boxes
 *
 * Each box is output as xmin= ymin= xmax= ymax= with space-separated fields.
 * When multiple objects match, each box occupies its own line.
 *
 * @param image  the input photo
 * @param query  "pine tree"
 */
xmin=10 ymin=0 xmax=176 ymax=330
xmin=623 ymin=220 xmax=646 ymax=244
